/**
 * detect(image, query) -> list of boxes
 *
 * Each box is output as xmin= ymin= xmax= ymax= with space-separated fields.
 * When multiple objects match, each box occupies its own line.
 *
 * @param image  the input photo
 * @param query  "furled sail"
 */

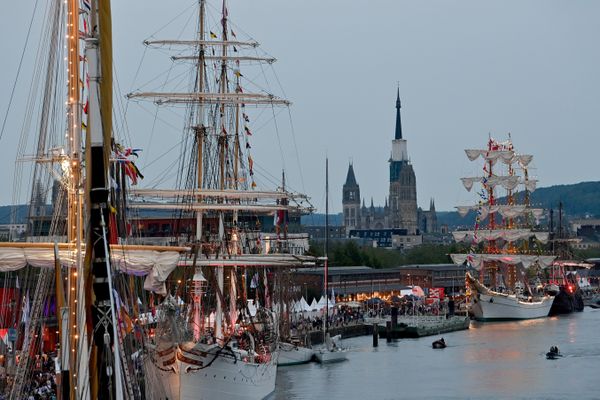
xmin=450 ymin=253 xmax=556 ymax=270
xmin=464 ymin=149 xmax=533 ymax=166
xmin=461 ymin=175 xmax=521 ymax=192
xmin=0 ymin=243 xmax=187 ymax=295
xmin=452 ymin=229 xmax=549 ymax=244
xmin=455 ymin=205 xmax=544 ymax=220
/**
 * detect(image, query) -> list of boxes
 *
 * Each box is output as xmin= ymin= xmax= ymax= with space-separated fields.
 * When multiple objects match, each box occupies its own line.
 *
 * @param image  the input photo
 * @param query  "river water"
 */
xmin=273 ymin=309 xmax=600 ymax=399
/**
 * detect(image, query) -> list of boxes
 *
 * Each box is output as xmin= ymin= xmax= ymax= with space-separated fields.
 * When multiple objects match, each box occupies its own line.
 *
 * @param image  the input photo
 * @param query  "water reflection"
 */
xmin=274 ymin=310 xmax=600 ymax=399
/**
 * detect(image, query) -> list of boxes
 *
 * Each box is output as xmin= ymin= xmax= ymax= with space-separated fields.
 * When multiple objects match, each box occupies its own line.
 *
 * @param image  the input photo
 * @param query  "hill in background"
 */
xmin=303 ymin=181 xmax=600 ymax=230
xmin=438 ymin=181 xmax=600 ymax=229
xmin=4 ymin=182 xmax=599 ymax=231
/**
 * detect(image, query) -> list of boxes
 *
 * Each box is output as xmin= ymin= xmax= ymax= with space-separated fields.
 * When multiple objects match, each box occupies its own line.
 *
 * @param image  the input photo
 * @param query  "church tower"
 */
xmin=342 ymin=163 xmax=361 ymax=235
xmin=388 ymin=89 xmax=418 ymax=234
xmin=428 ymin=198 xmax=438 ymax=233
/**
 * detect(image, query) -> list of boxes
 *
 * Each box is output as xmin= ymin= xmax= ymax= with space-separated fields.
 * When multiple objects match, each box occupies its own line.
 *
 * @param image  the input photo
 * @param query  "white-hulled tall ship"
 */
xmin=450 ymin=137 xmax=555 ymax=321
xmin=126 ymin=0 xmax=315 ymax=398
xmin=0 ymin=0 xmax=313 ymax=398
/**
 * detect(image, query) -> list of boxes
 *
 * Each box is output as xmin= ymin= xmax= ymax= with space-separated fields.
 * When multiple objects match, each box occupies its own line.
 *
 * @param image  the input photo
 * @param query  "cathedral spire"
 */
xmin=395 ymin=87 xmax=402 ymax=140
xmin=344 ymin=162 xmax=357 ymax=186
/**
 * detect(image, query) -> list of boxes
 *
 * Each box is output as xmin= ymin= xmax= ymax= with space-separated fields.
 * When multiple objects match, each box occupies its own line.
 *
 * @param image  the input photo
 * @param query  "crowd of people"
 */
xmin=290 ymin=305 xmax=365 ymax=337
xmin=289 ymin=298 xmax=456 ymax=338
xmin=0 ymin=353 xmax=57 ymax=400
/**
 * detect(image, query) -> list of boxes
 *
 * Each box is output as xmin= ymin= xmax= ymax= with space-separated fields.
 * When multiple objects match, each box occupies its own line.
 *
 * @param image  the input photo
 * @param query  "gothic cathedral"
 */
xmin=343 ymin=90 xmax=436 ymax=236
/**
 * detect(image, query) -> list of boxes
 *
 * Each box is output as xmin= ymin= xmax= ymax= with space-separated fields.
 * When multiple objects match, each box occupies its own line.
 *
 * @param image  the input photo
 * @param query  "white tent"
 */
xmin=317 ymin=296 xmax=327 ymax=309
xmin=300 ymin=296 xmax=311 ymax=312
xmin=291 ymin=300 xmax=301 ymax=313
xmin=309 ymin=298 xmax=319 ymax=311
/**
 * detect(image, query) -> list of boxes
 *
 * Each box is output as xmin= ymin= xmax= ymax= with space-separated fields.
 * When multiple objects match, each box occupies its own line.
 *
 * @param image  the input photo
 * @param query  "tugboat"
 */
xmin=546 ymin=205 xmax=589 ymax=315
xmin=547 ymin=261 xmax=588 ymax=315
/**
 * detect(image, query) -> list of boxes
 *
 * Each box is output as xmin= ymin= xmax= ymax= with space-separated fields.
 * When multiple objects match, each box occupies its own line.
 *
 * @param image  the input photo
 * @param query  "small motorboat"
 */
xmin=546 ymin=346 xmax=562 ymax=360
xmin=315 ymin=333 xmax=348 ymax=364
xmin=432 ymin=338 xmax=446 ymax=349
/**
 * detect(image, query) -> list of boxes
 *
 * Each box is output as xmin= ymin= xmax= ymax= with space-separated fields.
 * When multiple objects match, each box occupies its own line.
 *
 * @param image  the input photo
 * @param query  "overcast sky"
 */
xmin=1 ymin=1 xmax=599 ymax=213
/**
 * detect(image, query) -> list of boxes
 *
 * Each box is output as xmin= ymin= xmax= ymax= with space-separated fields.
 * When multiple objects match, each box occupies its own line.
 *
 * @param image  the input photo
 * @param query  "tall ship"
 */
xmin=0 ymin=0 xmax=313 ymax=399
xmin=450 ymin=137 xmax=556 ymax=321
xmin=126 ymin=0 xmax=314 ymax=399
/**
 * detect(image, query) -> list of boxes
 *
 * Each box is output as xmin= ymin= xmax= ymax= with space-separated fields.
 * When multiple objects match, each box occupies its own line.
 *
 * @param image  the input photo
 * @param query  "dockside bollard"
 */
xmin=391 ymin=306 xmax=398 ymax=330
xmin=386 ymin=321 xmax=392 ymax=343
xmin=373 ymin=323 xmax=379 ymax=347
xmin=448 ymin=299 xmax=455 ymax=319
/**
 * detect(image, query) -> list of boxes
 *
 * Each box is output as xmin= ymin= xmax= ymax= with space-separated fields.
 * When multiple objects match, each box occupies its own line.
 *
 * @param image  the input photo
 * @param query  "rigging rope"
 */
xmin=0 ymin=0 xmax=41 ymax=143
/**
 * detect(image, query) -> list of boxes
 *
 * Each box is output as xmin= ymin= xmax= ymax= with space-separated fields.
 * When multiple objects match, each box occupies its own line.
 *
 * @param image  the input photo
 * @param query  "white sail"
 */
xmin=461 ymin=175 xmax=521 ymax=192
xmin=452 ymin=229 xmax=549 ymax=244
xmin=450 ymin=253 xmax=556 ymax=270
xmin=0 ymin=244 xmax=187 ymax=295
xmin=455 ymin=205 xmax=544 ymax=220
xmin=522 ymin=178 xmax=538 ymax=192
xmin=464 ymin=149 xmax=533 ymax=166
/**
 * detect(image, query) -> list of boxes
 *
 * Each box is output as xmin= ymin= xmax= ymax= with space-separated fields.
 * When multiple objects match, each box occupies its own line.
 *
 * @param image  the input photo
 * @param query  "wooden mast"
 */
xmin=324 ymin=157 xmax=329 ymax=339
xmin=218 ymin=0 xmax=228 ymax=192
xmin=66 ymin=1 xmax=82 ymax=397
xmin=67 ymin=0 xmax=82 ymax=244
xmin=196 ymin=0 xmax=206 ymax=241
xmin=197 ymin=0 xmax=206 ymax=191
xmin=85 ymin=0 xmax=122 ymax=398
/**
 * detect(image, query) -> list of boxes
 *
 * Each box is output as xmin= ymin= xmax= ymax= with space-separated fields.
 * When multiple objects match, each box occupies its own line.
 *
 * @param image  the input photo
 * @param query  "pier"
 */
xmin=300 ymin=314 xmax=470 ymax=345
xmin=377 ymin=315 xmax=470 ymax=339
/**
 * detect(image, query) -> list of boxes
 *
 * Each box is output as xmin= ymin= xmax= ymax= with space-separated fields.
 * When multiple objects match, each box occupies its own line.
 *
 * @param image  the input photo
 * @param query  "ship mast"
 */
xmin=67 ymin=0 xmax=82 ymax=244
xmin=214 ymin=0 xmax=231 ymax=345
xmin=125 ymin=0 xmax=315 ymax=237
xmin=195 ymin=0 xmax=206 ymax=241
xmin=324 ymin=157 xmax=329 ymax=339
xmin=85 ymin=1 xmax=124 ymax=398
xmin=66 ymin=1 xmax=84 ymax=397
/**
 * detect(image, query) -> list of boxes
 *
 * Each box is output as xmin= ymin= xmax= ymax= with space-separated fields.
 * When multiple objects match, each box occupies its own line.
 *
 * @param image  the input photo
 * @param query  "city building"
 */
xmin=292 ymin=264 xmax=467 ymax=300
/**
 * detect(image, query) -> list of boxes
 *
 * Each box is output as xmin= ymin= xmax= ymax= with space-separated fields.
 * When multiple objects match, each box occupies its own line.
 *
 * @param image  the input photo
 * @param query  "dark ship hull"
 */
xmin=549 ymin=287 xmax=584 ymax=315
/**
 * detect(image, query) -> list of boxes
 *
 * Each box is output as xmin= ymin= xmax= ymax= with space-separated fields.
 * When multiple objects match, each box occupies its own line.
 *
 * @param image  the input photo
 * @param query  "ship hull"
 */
xmin=277 ymin=342 xmax=314 ymax=366
xmin=314 ymin=348 xmax=348 ymax=363
xmin=549 ymin=288 xmax=584 ymax=315
xmin=177 ymin=344 xmax=277 ymax=400
xmin=145 ymin=344 xmax=180 ymax=400
xmin=470 ymin=293 xmax=554 ymax=321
